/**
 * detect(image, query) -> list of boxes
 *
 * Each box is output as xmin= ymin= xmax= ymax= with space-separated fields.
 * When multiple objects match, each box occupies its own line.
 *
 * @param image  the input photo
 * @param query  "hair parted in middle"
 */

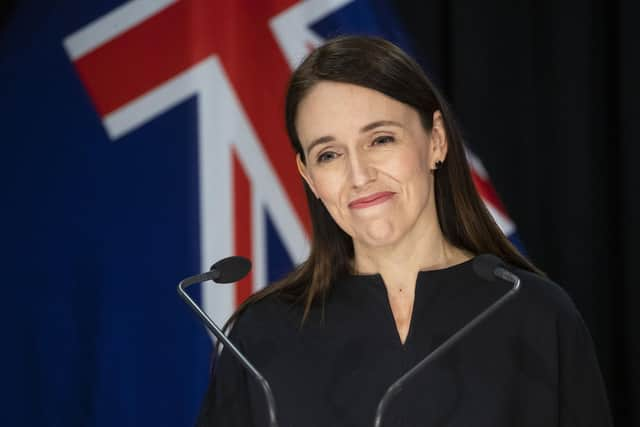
xmin=226 ymin=35 xmax=540 ymax=327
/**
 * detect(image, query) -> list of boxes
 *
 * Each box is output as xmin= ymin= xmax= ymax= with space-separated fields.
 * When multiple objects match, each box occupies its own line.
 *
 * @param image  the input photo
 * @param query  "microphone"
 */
xmin=209 ymin=256 xmax=252 ymax=283
xmin=472 ymin=254 xmax=521 ymax=287
xmin=373 ymin=254 xmax=521 ymax=427
xmin=177 ymin=256 xmax=279 ymax=427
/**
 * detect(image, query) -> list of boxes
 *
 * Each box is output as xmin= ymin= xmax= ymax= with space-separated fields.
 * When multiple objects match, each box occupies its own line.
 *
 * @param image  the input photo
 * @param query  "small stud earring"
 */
xmin=434 ymin=160 xmax=443 ymax=170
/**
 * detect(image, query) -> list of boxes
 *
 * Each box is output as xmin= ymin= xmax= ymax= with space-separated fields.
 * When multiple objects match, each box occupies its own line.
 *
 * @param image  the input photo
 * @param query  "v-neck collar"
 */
xmin=335 ymin=256 xmax=478 ymax=348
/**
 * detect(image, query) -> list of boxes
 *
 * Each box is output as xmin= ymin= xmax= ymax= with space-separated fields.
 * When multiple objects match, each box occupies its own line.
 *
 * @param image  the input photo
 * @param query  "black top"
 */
xmin=196 ymin=258 xmax=612 ymax=427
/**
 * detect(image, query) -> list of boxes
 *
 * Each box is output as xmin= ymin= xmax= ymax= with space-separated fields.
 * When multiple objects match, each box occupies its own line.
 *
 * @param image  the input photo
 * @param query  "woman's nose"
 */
xmin=347 ymin=152 xmax=375 ymax=188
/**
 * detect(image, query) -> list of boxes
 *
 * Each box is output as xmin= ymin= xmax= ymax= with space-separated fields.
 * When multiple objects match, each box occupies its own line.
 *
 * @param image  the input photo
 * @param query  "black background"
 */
xmin=393 ymin=0 xmax=639 ymax=424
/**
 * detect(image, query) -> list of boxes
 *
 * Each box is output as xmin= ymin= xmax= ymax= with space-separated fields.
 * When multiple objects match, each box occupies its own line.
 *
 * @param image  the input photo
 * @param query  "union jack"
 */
xmin=63 ymin=0 xmax=520 ymax=328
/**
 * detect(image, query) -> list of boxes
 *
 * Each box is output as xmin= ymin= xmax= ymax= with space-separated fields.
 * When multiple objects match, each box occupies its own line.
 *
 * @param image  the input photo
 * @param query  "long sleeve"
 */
xmin=558 ymin=308 xmax=612 ymax=426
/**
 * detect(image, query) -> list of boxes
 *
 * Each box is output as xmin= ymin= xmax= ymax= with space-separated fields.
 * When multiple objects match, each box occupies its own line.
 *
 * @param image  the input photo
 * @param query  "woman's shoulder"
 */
xmin=510 ymin=265 xmax=584 ymax=325
xmin=228 ymin=291 xmax=303 ymax=342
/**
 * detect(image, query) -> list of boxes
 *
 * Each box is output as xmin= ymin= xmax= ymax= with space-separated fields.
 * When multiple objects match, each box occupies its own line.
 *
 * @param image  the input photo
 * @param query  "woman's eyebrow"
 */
xmin=360 ymin=120 xmax=403 ymax=133
xmin=306 ymin=135 xmax=335 ymax=156
xmin=306 ymin=121 xmax=403 ymax=155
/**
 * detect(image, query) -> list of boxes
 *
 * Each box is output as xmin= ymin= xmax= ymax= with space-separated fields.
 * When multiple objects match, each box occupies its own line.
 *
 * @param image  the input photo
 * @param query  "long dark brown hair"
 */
xmin=227 ymin=35 xmax=541 ymax=328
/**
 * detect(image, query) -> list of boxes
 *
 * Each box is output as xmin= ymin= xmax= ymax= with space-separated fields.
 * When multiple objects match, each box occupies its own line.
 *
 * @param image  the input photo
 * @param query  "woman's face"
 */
xmin=295 ymin=81 xmax=447 ymax=249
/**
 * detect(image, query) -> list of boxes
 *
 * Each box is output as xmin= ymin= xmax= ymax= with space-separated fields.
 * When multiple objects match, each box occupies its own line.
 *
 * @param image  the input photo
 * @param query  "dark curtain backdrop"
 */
xmin=394 ymin=0 xmax=639 ymax=425
xmin=2 ymin=0 xmax=637 ymax=425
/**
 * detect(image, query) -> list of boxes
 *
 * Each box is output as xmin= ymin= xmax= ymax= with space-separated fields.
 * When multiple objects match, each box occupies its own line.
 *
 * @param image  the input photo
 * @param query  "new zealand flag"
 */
xmin=2 ymin=1 xmax=523 ymax=425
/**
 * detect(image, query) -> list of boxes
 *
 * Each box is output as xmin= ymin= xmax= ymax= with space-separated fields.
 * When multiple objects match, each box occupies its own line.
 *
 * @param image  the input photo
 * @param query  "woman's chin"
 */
xmin=354 ymin=221 xmax=399 ymax=247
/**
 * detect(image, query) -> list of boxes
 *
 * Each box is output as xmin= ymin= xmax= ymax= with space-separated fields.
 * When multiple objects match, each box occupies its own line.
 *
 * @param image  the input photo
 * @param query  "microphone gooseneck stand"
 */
xmin=373 ymin=254 xmax=521 ymax=427
xmin=180 ymin=255 xmax=518 ymax=427
xmin=178 ymin=257 xmax=280 ymax=427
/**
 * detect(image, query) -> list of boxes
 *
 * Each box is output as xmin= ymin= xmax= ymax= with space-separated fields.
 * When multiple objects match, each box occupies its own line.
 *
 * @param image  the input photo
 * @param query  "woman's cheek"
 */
xmin=313 ymin=170 xmax=345 ymax=203
xmin=397 ymin=152 xmax=430 ymax=184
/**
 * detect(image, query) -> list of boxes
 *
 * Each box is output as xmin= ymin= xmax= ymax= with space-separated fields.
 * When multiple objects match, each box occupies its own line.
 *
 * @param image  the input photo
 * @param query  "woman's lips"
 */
xmin=348 ymin=191 xmax=395 ymax=209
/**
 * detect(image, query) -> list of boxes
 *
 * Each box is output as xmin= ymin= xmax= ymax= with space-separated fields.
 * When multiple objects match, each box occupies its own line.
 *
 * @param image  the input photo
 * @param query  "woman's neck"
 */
xmin=352 ymin=218 xmax=472 ymax=345
xmin=353 ymin=219 xmax=471 ymax=291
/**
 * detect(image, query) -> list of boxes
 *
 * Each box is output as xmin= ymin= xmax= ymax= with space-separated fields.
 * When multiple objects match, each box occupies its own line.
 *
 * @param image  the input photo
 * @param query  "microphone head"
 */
xmin=209 ymin=256 xmax=252 ymax=283
xmin=472 ymin=254 xmax=504 ymax=282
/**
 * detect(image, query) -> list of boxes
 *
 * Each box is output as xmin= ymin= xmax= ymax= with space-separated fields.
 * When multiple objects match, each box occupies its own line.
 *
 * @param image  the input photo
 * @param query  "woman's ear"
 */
xmin=296 ymin=154 xmax=319 ymax=198
xmin=430 ymin=110 xmax=449 ymax=166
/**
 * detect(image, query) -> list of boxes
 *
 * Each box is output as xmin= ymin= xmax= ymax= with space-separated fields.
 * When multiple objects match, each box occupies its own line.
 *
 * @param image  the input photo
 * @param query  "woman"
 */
xmin=197 ymin=36 xmax=611 ymax=427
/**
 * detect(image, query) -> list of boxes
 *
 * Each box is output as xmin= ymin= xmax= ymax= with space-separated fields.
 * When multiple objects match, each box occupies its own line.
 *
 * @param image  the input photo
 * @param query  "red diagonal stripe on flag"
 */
xmin=470 ymin=168 xmax=509 ymax=215
xmin=233 ymin=147 xmax=253 ymax=305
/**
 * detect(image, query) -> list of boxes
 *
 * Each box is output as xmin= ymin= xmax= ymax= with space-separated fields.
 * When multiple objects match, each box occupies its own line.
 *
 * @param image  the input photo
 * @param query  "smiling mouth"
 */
xmin=348 ymin=191 xmax=396 ymax=209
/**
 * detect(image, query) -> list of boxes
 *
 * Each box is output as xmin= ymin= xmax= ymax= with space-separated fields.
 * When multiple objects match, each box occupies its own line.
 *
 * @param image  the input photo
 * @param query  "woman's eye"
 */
xmin=317 ymin=151 xmax=339 ymax=163
xmin=373 ymin=135 xmax=395 ymax=145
